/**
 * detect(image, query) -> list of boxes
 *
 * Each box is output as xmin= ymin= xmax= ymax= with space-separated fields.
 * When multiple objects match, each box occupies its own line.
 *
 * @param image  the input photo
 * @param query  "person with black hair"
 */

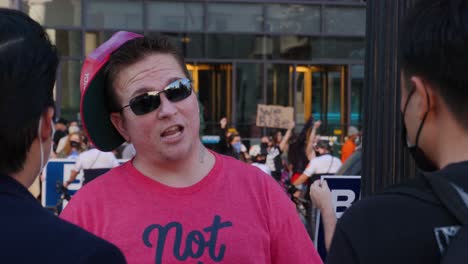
xmin=327 ymin=0 xmax=468 ymax=263
xmin=53 ymin=117 xmax=68 ymax=152
xmin=287 ymin=116 xmax=315 ymax=183
xmin=0 ymin=8 xmax=125 ymax=263
xmin=249 ymin=144 xmax=271 ymax=175
xmin=265 ymin=122 xmax=295 ymax=181
xmin=216 ymin=117 xmax=248 ymax=161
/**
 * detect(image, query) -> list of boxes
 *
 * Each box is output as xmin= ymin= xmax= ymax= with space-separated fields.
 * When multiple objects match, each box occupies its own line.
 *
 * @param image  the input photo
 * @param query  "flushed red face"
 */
xmin=111 ymin=53 xmax=200 ymax=163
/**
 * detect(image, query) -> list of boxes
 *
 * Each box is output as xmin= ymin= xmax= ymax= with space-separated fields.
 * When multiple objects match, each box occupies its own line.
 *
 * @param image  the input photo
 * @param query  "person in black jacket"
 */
xmin=216 ymin=117 xmax=249 ymax=161
xmin=327 ymin=0 xmax=468 ymax=263
xmin=0 ymin=8 xmax=126 ymax=263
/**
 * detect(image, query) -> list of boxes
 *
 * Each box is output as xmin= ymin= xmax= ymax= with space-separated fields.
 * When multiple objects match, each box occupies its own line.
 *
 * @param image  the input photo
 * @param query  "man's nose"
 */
xmin=157 ymin=93 xmax=177 ymax=119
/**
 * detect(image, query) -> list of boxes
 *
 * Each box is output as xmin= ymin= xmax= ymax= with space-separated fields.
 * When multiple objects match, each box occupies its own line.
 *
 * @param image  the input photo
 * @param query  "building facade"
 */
xmin=2 ymin=0 xmax=366 ymax=140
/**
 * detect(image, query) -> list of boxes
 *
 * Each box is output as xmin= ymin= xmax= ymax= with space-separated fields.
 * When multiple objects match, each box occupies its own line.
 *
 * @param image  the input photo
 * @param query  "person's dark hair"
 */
xmin=271 ymin=130 xmax=283 ymax=145
xmin=288 ymin=116 xmax=314 ymax=173
xmin=56 ymin=117 xmax=68 ymax=126
xmin=399 ymin=0 xmax=468 ymax=130
xmin=104 ymin=35 xmax=190 ymax=112
xmin=228 ymin=133 xmax=240 ymax=144
xmin=316 ymin=140 xmax=332 ymax=153
xmin=0 ymin=8 xmax=58 ymax=175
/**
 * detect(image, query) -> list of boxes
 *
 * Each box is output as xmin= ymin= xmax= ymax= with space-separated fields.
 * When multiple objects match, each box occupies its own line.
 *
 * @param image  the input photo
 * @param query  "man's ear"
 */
xmin=411 ymin=76 xmax=437 ymax=120
xmin=40 ymin=107 xmax=55 ymax=141
xmin=110 ymin=112 xmax=130 ymax=142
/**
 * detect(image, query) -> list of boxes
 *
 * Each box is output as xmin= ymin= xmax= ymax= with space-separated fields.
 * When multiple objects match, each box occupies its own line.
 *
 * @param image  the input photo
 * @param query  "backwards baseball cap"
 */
xmin=315 ymin=140 xmax=332 ymax=151
xmin=79 ymin=31 xmax=143 ymax=152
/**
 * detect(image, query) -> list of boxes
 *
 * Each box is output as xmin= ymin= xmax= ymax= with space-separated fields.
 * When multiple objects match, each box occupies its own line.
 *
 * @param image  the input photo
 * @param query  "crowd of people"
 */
xmin=214 ymin=116 xmax=360 ymax=193
xmin=50 ymin=118 xmax=133 ymax=160
xmin=1 ymin=0 xmax=467 ymax=263
xmin=42 ymin=109 xmax=361 ymax=205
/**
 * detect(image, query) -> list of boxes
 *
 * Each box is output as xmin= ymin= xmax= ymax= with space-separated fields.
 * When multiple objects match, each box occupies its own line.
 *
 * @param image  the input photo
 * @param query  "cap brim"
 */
xmin=81 ymin=69 xmax=125 ymax=152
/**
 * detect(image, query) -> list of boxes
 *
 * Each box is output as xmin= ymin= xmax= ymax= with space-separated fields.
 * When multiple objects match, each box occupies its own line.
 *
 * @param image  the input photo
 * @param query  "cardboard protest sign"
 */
xmin=256 ymin=104 xmax=294 ymax=129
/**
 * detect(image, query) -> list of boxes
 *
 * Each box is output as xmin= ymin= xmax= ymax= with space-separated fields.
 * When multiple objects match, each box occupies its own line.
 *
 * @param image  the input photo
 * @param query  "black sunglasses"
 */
xmin=119 ymin=78 xmax=192 ymax=116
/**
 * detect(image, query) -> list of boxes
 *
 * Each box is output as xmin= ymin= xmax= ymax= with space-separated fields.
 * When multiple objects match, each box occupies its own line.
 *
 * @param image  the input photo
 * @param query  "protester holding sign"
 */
xmin=60 ymin=31 xmax=322 ymax=263
xmin=0 ymin=8 xmax=125 ymax=263
xmin=327 ymin=1 xmax=468 ymax=263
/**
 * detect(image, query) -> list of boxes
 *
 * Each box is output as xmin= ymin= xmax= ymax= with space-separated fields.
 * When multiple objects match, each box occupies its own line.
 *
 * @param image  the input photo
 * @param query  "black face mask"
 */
xmin=401 ymin=88 xmax=438 ymax=172
xmin=70 ymin=141 xmax=80 ymax=149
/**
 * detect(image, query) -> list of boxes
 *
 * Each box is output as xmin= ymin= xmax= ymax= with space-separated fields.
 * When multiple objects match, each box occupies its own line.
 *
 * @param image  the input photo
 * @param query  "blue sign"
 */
xmin=41 ymin=159 xmax=126 ymax=211
xmin=314 ymin=175 xmax=361 ymax=261
xmin=201 ymin=135 xmax=220 ymax=144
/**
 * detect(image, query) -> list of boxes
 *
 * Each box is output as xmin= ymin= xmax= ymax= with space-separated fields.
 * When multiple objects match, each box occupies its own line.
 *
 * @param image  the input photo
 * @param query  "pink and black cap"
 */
xmin=79 ymin=31 xmax=143 ymax=151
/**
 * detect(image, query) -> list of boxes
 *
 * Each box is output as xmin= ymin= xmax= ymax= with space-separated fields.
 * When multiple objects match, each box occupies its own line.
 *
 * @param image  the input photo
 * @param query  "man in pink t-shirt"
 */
xmin=61 ymin=31 xmax=322 ymax=264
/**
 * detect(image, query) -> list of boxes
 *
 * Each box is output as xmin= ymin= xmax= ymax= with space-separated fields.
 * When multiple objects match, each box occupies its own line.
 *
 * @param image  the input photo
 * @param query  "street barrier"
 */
xmin=314 ymin=175 xmax=361 ymax=261
xmin=41 ymin=159 xmax=127 ymax=211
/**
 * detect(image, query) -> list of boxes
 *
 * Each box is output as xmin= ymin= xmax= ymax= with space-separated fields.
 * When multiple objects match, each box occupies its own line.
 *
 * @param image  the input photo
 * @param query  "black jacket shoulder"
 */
xmin=327 ymin=177 xmax=458 ymax=264
xmin=0 ymin=176 xmax=126 ymax=264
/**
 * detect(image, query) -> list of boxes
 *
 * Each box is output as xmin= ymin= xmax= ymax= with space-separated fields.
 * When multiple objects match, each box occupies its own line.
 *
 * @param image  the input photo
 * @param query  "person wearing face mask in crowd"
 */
xmin=324 ymin=1 xmax=468 ymax=263
xmin=57 ymin=132 xmax=85 ymax=159
xmin=64 ymin=142 xmax=119 ymax=188
xmin=292 ymin=140 xmax=342 ymax=188
xmin=249 ymin=144 xmax=271 ymax=175
xmin=52 ymin=117 xmax=68 ymax=152
xmin=0 ymin=8 xmax=125 ymax=263
xmin=216 ymin=117 xmax=249 ymax=162
xmin=55 ymin=120 xmax=80 ymax=154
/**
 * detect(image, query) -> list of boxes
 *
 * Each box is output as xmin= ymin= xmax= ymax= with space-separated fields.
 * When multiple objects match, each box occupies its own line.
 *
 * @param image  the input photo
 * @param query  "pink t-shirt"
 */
xmin=61 ymin=152 xmax=322 ymax=264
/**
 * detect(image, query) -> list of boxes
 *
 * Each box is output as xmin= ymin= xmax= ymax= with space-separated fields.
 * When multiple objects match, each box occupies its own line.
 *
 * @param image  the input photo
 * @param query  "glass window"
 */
xmin=193 ymin=64 xmax=232 ymax=135
xmin=57 ymin=60 xmax=81 ymax=121
xmin=271 ymin=36 xmax=311 ymax=60
xmin=205 ymin=34 xmax=263 ymax=59
xmin=46 ymin=29 xmax=82 ymax=58
xmin=312 ymin=71 xmax=323 ymax=123
xmin=162 ymin=33 xmax=204 ymax=59
xmin=84 ymin=31 xmax=143 ymax=56
xmin=309 ymin=66 xmax=345 ymax=136
xmin=265 ymin=4 xmax=320 ymax=34
xmin=236 ymin=63 xmax=264 ymax=138
xmin=207 ymin=3 xmax=262 ymax=33
xmin=327 ymin=71 xmax=342 ymax=127
xmin=324 ymin=6 xmax=366 ymax=35
xmin=350 ymin=65 xmax=363 ymax=126
xmin=147 ymin=2 xmax=203 ymax=32
xmin=22 ymin=0 xmax=81 ymax=27
xmin=86 ymin=0 xmax=143 ymax=29
xmin=271 ymin=36 xmax=365 ymax=60
xmin=266 ymin=64 xmax=293 ymax=107
xmin=312 ymin=37 xmax=365 ymax=59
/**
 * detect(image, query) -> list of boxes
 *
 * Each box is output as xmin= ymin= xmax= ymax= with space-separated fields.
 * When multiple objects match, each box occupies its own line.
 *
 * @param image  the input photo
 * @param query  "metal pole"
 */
xmin=362 ymin=0 xmax=419 ymax=196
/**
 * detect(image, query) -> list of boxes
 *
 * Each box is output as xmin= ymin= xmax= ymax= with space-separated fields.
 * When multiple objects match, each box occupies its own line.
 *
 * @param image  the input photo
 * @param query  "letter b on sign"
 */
xmin=331 ymin=190 xmax=355 ymax=218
